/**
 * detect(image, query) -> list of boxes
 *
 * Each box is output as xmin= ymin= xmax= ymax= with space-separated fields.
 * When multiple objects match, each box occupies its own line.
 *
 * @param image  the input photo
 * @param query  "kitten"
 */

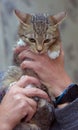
xmin=15 ymin=10 xmax=65 ymax=59
xmin=3 ymin=10 xmax=66 ymax=130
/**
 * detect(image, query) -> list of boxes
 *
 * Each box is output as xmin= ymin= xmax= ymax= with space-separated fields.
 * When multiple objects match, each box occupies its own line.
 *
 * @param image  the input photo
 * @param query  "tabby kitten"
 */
xmin=15 ymin=10 xmax=66 ymax=59
xmin=3 ymin=10 xmax=66 ymax=130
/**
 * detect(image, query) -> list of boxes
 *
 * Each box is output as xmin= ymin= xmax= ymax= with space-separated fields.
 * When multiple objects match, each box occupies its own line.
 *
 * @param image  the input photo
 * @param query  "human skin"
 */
xmin=14 ymin=44 xmax=72 ymax=97
xmin=0 ymin=75 xmax=49 ymax=130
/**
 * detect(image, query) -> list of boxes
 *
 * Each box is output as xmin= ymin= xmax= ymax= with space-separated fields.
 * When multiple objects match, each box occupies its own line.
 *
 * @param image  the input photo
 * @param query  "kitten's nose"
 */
xmin=37 ymin=49 xmax=42 ymax=53
xmin=37 ymin=46 xmax=43 ymax=53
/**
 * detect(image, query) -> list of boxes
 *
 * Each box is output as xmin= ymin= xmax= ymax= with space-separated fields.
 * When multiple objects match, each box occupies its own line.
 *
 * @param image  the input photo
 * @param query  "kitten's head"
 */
xmin=15 ymin=10 xmax=66 ymax=54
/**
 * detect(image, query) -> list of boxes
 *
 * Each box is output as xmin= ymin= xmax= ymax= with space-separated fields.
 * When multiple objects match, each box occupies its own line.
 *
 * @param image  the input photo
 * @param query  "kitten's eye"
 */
xmin=29 ymin=38 xmax=36 ymax=43
xmin=44 ymin=39 xmax=50 ymax=43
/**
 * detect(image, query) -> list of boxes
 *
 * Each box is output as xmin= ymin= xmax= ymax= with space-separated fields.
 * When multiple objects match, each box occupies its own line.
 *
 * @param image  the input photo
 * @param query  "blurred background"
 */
xmin=0 ymin=0 xmax=78 ymax=83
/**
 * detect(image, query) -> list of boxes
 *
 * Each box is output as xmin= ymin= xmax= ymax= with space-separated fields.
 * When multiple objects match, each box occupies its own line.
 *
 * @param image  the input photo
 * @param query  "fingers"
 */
xmin=25 ymin=96 xmax=37 ymax=110
xmin=23 ymin=87 xmax=50 ymax=101
xmin=15 ymin=94 xmax=37 ymax=121
xmin=18 ymin=50 xmax=38 ymax=61
xmin=13 ymin=45 xmax=29 ymax=55
xmin=24 ymin=97 xmax=37 ymax=122
xmin=8 ymin=85 xmax=49 ymax=121
xmin=8 ymin=91 xmax=37 ymax=121
xmin=14 ymin=45 xmax=38 ymax=61
xmin=8 ymin=75 xmax=49 ymax=100
xmin=11 ymin=75 xmax=41 ymax=89
xmin=20 ymin=60 xmax=35 ymax=70
xmin=26 ymin=107 xmax=36 ymax=122
xmin=20 ymin=60 xmax=41 ymax=74
xmin=9 ymin=83 xmax=49 ymax=102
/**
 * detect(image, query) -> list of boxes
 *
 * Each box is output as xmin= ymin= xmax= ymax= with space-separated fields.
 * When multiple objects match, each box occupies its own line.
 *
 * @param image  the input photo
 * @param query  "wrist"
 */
xmin=50 ymin=71 xmax=72 ymax=97
xmin=0 ymin=105 xmax=13 ymax=130
xmin=0 ymin=116 xmax=13 ymax=130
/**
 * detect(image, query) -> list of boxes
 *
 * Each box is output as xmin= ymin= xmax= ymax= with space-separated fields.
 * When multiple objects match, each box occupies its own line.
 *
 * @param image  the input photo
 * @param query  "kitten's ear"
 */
xmin=53 ymin=12 xmax=67 ymax=25
xmin=14 ymin=9 xmax=32 ymax=25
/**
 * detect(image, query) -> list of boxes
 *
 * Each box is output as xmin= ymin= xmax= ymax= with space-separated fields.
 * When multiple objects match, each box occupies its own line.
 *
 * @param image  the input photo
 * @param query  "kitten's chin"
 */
xmin=30 ymin=48 xmax=46 ymax=54
xmin=33 ymin=50 xmax=46 ymax=54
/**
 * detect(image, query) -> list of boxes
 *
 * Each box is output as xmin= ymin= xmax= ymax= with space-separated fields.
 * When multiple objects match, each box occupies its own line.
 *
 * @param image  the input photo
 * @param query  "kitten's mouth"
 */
xmin=36 ymin=50 xmax=46 ymax=54
xmin=37 ymin=50 xmax=43 ymax=54
xmin=36 ymin=48 xmax=47 ymax=54
xmin=30 ymin=47 xmax=47 ymax=54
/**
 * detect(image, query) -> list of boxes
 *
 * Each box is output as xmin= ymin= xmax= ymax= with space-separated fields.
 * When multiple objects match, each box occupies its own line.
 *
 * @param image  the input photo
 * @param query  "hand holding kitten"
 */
xmin=14 ymin=44 xmax=72 ymax=97
xmin=0 ymin=75 xmax=49 ymax=130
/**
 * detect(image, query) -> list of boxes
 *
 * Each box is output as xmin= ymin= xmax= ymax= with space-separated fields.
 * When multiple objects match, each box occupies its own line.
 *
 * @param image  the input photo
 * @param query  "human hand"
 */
xmin=0 ymin=75 xmax=49 ymax=130
xmin=14 ymin=44 xmax=72 ymax=97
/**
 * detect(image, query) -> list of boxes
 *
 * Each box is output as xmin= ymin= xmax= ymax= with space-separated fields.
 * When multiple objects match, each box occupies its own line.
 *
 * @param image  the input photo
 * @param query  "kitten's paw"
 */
xmin=17 ymin=39 xmax=26 ymax=46
xmin=48 ymin=50 xmax=60 ymax=59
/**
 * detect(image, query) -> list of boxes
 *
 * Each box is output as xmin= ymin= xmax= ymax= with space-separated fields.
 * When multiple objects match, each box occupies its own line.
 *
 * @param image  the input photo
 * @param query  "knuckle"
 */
xmin=13 ymin=94 xmax=22 ymax=101
xmin=10 ymin=87 xmax=18 ymax=95
xmin=21 ymin=61 xmax=26 ymax=68
xmin=20 ymin=100 xmax=28 ymax=109
xmin=21 ymin=75 xmax=30 ymax=81
xmin=25 ymin=75 xmax=33 ymax=83
xmin=25 ymin=75 xmax=30 ymax=81
xmin=34 ymin=88 xmax=39 ymax=93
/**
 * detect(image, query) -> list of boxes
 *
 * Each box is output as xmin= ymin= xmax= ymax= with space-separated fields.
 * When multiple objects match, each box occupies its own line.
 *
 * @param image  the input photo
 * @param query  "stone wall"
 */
xmin=0 ymin=0 xmax=78 ymax=83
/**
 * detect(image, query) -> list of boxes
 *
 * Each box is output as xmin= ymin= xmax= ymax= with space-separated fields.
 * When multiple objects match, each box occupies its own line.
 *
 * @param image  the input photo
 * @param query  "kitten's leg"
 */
xmin=48 ymin=42 xmax=60 ymax=59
